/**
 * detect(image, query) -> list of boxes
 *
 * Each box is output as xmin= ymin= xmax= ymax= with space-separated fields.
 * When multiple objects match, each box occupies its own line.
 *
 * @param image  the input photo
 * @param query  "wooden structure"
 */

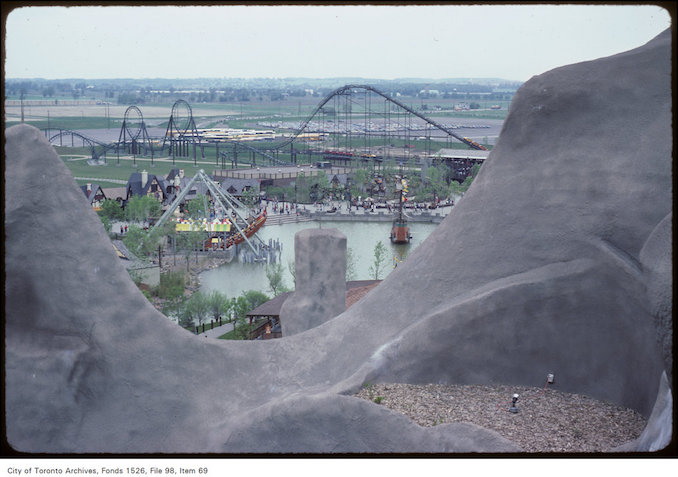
xmin=246 ymin=280 xmax=382 ymax=340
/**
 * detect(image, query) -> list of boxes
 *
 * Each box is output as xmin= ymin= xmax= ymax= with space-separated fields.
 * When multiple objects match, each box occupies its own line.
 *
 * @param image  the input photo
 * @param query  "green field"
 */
xmin=10 ymin=93 xmax=504 ymax=186
xmin=60 ymin=156 xmax=213 ymax=185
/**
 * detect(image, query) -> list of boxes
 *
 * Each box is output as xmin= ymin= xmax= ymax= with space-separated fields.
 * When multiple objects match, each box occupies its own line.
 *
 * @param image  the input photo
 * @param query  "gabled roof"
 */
xmin=169 ymin=176 xmax=194 ymax=193
xmin=185 ymin=181 xmax=210 ymax=196
xmin=80 ymin=183 xmax=106 ymax=204
xmin=102 ymin=187 xmax=127 ymax=201
xmin=166 ymin=169 xmax=183 ymax=182
xmin=220 ymin=178 xmax=260 ymax=194
xmin=127 ymin=172 xmax=164 ymax=197
xmin=331 ymin=174 xmax=349 ymax=185
xmin=247 ymin=292 xmax=293 ymax=318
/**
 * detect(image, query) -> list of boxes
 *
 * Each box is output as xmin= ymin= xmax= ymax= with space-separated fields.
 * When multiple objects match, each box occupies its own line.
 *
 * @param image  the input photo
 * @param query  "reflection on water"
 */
xmin=200 ymin=220 xmax=438 ymax=299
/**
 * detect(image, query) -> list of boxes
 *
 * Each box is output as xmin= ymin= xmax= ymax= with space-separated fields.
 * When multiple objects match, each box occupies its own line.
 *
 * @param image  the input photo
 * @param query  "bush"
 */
xmin=99 ymin=199 xmax=124 ymax=221
xmin=158 ymin=271 xmax=185 ymax=299
xmin=242 ymin=290 xmax=270 ymax=310
xmin=124 ymin=195 xmax=162 ymax=222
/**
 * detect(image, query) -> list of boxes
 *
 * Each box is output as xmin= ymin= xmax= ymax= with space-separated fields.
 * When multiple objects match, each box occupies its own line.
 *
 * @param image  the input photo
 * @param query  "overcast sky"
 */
xmin=4 ymin=3 xmax=672 ymax=82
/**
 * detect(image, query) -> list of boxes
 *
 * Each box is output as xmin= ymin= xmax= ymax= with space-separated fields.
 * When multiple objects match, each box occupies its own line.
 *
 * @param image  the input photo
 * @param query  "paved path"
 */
xmin=196 ymin=322 xmax=234 ymax=339
xmin=75 ymin=176 xmax=128 ymax=184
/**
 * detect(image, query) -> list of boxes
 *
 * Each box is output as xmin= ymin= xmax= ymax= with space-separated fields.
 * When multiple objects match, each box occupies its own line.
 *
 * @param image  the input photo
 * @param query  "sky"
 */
xmin=3 ymin=3 xmax=672 ymax=82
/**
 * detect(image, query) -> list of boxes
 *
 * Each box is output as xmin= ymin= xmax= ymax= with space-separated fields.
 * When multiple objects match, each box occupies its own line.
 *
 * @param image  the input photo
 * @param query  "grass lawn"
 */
xmin=217 ymin=329 xmax=237 ymax=340
xmin=59 ymin=151 xmax=226 ymax=185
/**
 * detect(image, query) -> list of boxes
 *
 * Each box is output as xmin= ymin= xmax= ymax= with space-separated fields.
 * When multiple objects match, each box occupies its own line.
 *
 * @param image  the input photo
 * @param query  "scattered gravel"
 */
xmin=354 ymin=383 xmax=647 ymax=453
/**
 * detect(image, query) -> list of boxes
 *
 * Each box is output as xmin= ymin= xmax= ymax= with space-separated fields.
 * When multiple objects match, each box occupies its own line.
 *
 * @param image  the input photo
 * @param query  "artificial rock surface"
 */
xmin=279 ymin=228 xmax=347 ymax=336
xmin=4 ymin=29 xmax=673 ymax=454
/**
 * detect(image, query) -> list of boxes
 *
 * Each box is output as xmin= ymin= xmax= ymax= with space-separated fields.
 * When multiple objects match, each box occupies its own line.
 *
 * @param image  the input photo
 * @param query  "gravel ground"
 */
xmin=355 ymin=382 xmax=647 ymax=453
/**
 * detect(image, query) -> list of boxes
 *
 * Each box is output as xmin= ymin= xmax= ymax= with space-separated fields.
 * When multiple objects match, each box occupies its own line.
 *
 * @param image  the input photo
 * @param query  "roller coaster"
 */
xmin=277 ymin=84 xmax=488 ymax=151
xmin=47 ymin=129 xmax=120 ymax=162
xmin=45 ymin=85 xmax=489 ymax=171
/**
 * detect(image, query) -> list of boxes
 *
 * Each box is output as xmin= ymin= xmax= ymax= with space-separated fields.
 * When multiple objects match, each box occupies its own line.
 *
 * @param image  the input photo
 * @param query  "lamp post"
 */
xmin=346 ymin=177 xmax=352 ymax=205
xmin=509 ymin=394 xmax=520 ymax=413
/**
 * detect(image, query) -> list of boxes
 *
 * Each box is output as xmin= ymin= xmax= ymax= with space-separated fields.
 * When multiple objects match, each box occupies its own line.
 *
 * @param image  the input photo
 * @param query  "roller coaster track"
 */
xmin=45 ymin=85 xmax=487 ymax=165
xmin=47 ymin=130 xmax=118 ymax=159
xmin=219 ymin=139 xmax=290 ymax=166
xmin=46 ymin=128 xmax=170 ymax=160
xmin=275 ymin=84 xmax=487 ymax=151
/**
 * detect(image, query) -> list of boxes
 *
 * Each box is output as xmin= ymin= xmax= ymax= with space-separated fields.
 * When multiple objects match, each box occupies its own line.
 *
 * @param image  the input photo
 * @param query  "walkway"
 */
xmin=262 ymin=197 xmax=458 ymax=226
xmin=197 ymin=323 xmax=233 ymax=339
xmin=75 ymin=176 xmax=128 ymax=184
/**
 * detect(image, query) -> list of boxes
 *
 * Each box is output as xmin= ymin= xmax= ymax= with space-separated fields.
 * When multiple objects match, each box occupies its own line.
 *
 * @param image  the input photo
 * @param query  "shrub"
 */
xmin=158 ymin=271 xmax=185 ymax=299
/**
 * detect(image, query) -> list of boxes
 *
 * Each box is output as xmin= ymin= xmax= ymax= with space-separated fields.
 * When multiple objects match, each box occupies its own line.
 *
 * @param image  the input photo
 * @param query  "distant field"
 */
xmin=5 ymin=94 xmax=509 ymax=128
xmin=8 ymin=94 xmax=504 ymax=186
xmin=58 ymin=151 xmax=252 ymax=186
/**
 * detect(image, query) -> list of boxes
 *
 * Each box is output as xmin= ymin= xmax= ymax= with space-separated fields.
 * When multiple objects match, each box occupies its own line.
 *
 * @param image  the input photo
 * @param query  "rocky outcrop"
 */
xmin=279 ymin=228 xmax=347 ymax=336
xmin=4 ymin=28 xmax=672 ymax=453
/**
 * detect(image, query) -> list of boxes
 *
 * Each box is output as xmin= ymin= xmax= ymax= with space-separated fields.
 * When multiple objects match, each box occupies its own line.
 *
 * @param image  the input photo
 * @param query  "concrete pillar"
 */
xmin=280 ymin=228 xmax=347 ymax=336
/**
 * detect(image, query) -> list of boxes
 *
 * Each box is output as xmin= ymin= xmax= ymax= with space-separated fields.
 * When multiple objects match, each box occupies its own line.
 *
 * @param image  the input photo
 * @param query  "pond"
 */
xmin=199 ymin=219 xmax=439 ymax=299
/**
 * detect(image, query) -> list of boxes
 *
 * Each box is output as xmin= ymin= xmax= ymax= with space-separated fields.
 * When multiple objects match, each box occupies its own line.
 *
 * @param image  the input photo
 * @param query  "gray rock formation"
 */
xmin=279 ymin=228 xmax=347 ymax=336
xmin=4 ymin=29 xmax=672 ymax=454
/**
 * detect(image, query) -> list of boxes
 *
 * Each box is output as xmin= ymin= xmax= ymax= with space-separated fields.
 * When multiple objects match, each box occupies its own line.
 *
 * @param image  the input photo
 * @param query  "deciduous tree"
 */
xmin=368 ymin=240 xmax=388 ymax=280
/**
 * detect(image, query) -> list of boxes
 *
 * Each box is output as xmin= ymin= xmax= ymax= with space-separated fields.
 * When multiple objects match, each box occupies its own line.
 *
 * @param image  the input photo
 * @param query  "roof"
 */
xmin=102 ymin=187 xmax=127 ymax=201
xmin=246 ymin=280 xmax=382 ymax=318
xmin=127 ymin=171 xmax=164 ymax=198
xmin=345 ymin=280 xmax=381 ymax=308
xmin=220 ymin=177 xmax=260 ymax=194
xmin=166 ymin=169 xmax=184 ymax=181
xmin=80 ymin=183 xmax=105 ymax=204
xmin=184 ymin=180 xmax=210 ymax=197
xmin=346 ymin=280 xmax=382 ymax=290
xmin=157 ymin=177 xmax=172 ymax=191
xmin=331 ymin=174 xmax=349 ymax=185
xmin=433 ymin=148 xmax=491 ymax=160
xmin=247 ymin=291 xmax=293 ymax=317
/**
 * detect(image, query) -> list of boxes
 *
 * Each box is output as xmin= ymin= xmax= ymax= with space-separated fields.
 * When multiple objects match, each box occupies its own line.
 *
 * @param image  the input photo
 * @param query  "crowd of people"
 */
xmin=258 ymin=196 xmax=456 ymax=218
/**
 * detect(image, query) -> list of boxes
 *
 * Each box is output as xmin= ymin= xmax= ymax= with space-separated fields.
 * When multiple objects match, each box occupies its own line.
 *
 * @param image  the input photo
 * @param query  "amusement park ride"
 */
xmin=148 ymin=169 xmax=270 ymax=260
xmin=44 ymin=84 xmax=488 ymax=166
xmin=46 ymin=85 xmax=491 ymax=252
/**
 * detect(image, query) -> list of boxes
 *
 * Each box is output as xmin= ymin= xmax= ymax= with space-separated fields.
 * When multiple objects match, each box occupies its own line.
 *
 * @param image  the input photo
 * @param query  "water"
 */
xmin=200 ymin=220 xmax=439 ymax=299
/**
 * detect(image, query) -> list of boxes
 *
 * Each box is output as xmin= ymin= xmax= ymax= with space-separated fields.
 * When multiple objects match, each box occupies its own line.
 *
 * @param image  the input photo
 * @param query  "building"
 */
xmin=80 ymin=182 xmax=107 ymax=210
xmin=246 ymin=280 xmax=382 ymax=340
xmin=125 ymin=170 xmax=169 ymax=203
xmin=219 ymin=177 xmax=260 ymax=199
